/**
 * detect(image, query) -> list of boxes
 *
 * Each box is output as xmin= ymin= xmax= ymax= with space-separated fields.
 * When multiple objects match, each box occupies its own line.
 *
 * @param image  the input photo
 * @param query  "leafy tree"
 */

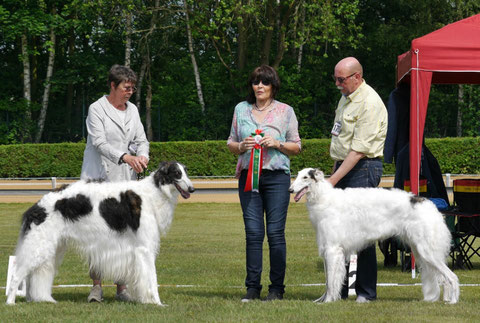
xmin=0 ymin=0 xmax=478 ymax=144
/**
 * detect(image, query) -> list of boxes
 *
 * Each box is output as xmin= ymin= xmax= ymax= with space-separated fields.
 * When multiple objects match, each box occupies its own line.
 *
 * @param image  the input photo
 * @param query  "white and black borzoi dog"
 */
xmin=6 ymin=161 xmax=194 ymax=306
xmin=289 ymin=168 xmax=459 ymax=304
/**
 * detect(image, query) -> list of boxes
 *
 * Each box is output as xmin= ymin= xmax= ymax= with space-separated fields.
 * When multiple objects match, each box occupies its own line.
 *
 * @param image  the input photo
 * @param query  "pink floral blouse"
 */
xmin=227 ymin=100 xmax=301 ymax=178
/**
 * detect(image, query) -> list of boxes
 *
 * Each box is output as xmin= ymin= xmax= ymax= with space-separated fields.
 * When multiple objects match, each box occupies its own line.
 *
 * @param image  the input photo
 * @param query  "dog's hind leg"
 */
xmin=412 ymin=245 xmax=459 ymax=304
xmin=27 ymin=240 xmax=67 ymax=303
xmin=26 ymin=258 xmax=57 ymax=303
xmin=418 ymin=258 xmax=459 ymax=304
xmin=440 ymin=264 xmax=460 ymax=304
xmin=6 ymin=261 xmax=30 ymax=305
xmin=417 ymin=261 xmax=440 ymax=302
xmin=6 ymin=234 xmax=58 ymax=304
xmin=431 ymin=262 xmax=460 ymax=304
xmin=408 ymin=204 xmax=460 ymax=304
xmin=6 ymin=266 xmax=29 ymax=305
xmin=314 ymin=246 xmax=345 ymax=303
xmin=19 ymin=234 xmax=60 ymax=303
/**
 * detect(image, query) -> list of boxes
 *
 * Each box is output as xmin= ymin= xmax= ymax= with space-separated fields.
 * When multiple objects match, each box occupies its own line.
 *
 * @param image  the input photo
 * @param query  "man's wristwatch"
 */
xmin=279 ymin=141 xmax=285 ymax=149
xmin=119 ymin=153 xmax=127 ymax=165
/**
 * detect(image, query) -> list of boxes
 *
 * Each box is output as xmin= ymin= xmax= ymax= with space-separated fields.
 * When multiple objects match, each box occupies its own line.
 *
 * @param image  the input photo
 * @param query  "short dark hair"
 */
xmin=107 ymin=64 xmax=137 ymax=89
xmin=246 ymin=65 xmax=280 ymax=104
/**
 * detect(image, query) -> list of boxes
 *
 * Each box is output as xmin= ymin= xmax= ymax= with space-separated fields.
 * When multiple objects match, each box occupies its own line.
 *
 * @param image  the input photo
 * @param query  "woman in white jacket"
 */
xmin=81 ymin=65 xmax=149 ymax=303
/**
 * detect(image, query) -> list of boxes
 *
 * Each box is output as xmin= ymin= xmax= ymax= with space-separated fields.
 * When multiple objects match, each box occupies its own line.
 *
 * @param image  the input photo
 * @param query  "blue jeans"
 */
xmin=336 ymin=158 xmax=383 ymax=300
xmin=238 ymin=169 xmax=291 ymax=293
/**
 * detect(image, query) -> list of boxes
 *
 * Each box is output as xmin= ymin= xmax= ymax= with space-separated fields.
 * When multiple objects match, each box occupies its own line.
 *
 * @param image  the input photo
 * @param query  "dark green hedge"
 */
xmin=1 ymin=137 xmax=479 ymax=177
xmin=1 ymin=143 xmax=85 ymax=178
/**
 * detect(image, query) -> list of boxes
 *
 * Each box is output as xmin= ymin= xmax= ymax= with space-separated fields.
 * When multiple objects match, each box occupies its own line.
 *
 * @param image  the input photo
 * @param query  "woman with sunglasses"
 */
xmin=227 ymin=65 xmax=301 ymax=302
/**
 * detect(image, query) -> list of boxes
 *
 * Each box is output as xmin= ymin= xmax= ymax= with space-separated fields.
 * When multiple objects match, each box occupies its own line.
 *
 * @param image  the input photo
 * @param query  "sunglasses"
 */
xmin=252 ymin=79 xmax=271 ymax=86
xmin=332 ymin=72 xmax=356 ymax=84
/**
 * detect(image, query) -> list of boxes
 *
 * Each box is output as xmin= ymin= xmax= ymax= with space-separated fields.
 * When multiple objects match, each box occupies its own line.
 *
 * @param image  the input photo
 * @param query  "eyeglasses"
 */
xmin=332 ymin=72 xmax=356 ymax=84
xmin=123 ymin=86 xmax=137 ymax=93
xmin=252 ymin=79 xmax=271 ymax=86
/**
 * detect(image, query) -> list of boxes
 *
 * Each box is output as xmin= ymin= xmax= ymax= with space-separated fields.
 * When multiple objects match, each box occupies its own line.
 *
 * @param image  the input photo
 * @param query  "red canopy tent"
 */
xmin=396 ymin=13 xmax=480 ymax=196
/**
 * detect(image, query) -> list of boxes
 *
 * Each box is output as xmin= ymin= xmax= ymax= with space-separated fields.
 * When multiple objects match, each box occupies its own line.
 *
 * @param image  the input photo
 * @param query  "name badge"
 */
xmin=331 ymin=121 xmax=342 ymax=136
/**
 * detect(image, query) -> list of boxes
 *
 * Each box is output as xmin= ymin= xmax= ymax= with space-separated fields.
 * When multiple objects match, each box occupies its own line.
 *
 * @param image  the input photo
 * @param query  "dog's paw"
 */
xmin=313 ymin=293 xmax=327 ymax=303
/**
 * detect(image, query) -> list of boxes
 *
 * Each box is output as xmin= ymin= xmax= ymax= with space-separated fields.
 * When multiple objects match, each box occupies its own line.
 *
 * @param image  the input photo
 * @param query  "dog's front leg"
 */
xmin=134 ymin=248 xmax=166 ymax=306
xmin=315 ymin=246 xmax=345 ymax=303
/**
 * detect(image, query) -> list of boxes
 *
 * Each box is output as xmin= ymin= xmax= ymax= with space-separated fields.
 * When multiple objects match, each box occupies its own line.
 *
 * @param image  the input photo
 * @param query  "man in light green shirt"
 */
xmin=328 ymin=57 xmax=388 ymax=303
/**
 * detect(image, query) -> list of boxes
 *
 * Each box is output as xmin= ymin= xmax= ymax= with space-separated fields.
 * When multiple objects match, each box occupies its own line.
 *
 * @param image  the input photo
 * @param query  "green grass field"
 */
xmin=1 ymin=203 xmax=479 ymax=322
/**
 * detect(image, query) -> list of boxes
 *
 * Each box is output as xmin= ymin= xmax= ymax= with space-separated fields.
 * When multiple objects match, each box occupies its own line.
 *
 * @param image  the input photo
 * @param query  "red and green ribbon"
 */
xmin=244 ymin=129 xmax=264 ymax=192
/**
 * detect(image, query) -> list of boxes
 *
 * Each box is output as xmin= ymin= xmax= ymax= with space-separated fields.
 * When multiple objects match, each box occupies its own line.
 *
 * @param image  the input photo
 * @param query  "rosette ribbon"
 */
xmin=244 ymin=129 xmax=264 ymax=192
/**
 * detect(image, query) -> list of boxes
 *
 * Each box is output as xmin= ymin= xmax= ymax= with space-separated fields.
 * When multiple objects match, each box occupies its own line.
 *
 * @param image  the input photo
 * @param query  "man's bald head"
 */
xmin=334 ymin=57 xmax=364 ymax=95
xmin=335 ymin=57 xmax=363 ymax=76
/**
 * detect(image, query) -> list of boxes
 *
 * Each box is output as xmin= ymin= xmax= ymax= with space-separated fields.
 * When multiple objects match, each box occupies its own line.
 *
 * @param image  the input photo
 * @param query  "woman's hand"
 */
xmin=260 ymin=135 xmax=279 ymax=149
xmin=123 ymin=154 xmax=149 ymax=173
xmin=241 ymin=136 xmax=257 ymax=151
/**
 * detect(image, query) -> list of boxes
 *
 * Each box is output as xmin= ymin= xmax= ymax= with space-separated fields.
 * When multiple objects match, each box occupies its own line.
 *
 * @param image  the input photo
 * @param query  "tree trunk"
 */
xmin=21 ymin=34 xmax=32 ymax=121
xmin=260 ymin=0 xmax=276 ymax=65
xmin=136 ymin=56 xmax=147 ymax=111
xmin=143 ymin=47 xmax=153 ymax=141
xmin=125 ymin=12 xmax=132 ymax=67
xmin=145 ymin=83 xmax=153 ymax=141
xmin=65 ymin=27 xmax=76 ymax=138
xmin=183 ymin=0 xmax=205 ymax=114
xmin=296 ymin=3 xmax=306 ymax=73
xmin=139 ymin=0 xmax=160 ymax=138
xmin=35 ymin=27 xmax=56 ymax=143
xmin=237 ymin=4 xmax=248 ymax=70
xmin=272 ymin=1 xmax=297 ymax=69
xmin=21 ymin=33 xmax=33 ymax=142
xmin=291 ymin=1 xmax=300 ymax=57
xmin=457 ymin=84 xmax=463 ymax=137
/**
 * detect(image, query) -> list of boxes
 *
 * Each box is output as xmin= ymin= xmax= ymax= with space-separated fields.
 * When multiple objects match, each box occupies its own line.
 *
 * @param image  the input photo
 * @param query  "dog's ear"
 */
xmin=307 ymin=168 xmax=324 ymax=182
xmin=307 ymin=169 xmax=317 ymax=182
xmin=154 ymin=161 xmax=173 ymax=187
xmin=314 ymin=169 xmax=324 ymax=181
xmin=159 ymin=161 xmax=171 ymax=174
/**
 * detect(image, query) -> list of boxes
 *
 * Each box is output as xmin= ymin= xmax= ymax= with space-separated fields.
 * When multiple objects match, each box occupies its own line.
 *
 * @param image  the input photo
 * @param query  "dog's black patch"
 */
xmin=99 ymin=190 xmax=142 ymax=232
xmin=410 ymin=195 xmax=426 ymax=205
xmin=54 ymin=194 xmax=93 ymax=221
xmin=53 ymin=184 xmax=70 ymax=192
xmin=153 ymin=161 xmax=183 ymax=187
xmin=308 ymin=169 xmax=317 ymax=182
xmin=21 ymin=203 xmax=48 ymax=234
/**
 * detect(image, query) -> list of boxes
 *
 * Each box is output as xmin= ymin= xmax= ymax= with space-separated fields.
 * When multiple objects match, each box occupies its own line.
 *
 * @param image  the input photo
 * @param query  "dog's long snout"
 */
xmin=288 ymin=181 xmax=296 ymax=193
xmin=188 ymin=186 xmax=195 ymax=193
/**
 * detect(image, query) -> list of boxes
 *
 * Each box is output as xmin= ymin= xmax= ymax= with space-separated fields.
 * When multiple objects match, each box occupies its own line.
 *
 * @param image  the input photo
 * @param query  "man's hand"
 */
xmin=328 ymin=151 xmax=365 ymax=187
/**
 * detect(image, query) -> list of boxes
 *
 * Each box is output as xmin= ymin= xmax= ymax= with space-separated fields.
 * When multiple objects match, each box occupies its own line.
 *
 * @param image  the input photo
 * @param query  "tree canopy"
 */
xmin=0 ymin=0 xmax=479 ymax=144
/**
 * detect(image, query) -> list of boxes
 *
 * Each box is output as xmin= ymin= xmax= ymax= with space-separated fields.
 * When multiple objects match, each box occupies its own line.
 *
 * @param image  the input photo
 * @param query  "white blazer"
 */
xmin=80 ymin=95 xmax=149 ymax=182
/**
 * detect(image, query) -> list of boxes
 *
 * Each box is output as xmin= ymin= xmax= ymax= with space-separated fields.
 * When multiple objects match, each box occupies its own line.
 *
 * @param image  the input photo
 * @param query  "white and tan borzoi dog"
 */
xmin=6 ymin=161 xmax=194 ymax=306
xmin=289 ymin=168 xmax=459 ymax=304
